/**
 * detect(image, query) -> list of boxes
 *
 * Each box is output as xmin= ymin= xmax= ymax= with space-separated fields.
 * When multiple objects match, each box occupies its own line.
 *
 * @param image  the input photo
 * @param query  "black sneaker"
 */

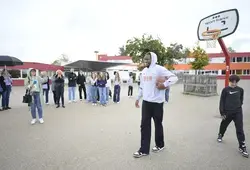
xmin=133 ymin=151 xmax=148 ymax=158
xmin=56 ymin=105 xmax=60 ymax=108
xmin=62 ymin=105 xmax=65 ymax=108
xmin=217 ymin=134 xmax=223 ymax=143
xmin=239 ymin=146 xmax=249 ymax=158
xmin=152 ymin=146 xmax=164 ymax=152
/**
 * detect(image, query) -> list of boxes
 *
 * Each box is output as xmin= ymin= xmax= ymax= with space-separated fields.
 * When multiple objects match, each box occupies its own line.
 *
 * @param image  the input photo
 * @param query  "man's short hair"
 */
xmin=229 ymin=74 xmax=240 ymax=83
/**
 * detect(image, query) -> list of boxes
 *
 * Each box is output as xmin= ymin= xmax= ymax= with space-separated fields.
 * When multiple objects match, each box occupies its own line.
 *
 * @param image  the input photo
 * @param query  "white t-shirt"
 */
xmin=106 ymin=79 xmax=111 ymax=88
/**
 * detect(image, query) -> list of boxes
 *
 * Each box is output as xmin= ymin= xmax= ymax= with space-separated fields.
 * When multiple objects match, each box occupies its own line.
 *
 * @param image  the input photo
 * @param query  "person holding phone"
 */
xmin=25 ymin=68 xmax=48 ymax=125
xmin=55 ymin=70 xmax=65 ymax=108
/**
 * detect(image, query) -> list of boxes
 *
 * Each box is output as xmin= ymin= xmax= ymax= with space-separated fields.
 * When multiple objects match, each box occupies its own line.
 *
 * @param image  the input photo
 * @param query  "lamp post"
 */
xmin=94 ymin=51 xmax=99 ymax=61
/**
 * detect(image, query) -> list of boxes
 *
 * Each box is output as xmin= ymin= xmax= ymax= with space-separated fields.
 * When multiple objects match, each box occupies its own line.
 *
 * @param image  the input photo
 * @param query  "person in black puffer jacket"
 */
xmin=55 ymin=70 xmax=65 ymax=108
xmin=68 ymin=68 xmax=77 ymax=103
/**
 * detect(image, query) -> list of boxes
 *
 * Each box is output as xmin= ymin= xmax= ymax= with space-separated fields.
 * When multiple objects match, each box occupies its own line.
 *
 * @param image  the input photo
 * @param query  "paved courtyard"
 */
xmin=0 ymin=80 xmax=250 ymax=170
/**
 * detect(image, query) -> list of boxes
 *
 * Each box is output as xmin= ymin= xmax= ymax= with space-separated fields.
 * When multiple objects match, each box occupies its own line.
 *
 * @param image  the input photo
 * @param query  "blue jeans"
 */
xmin=165 ymin=88 xmax=170 ymax=102
xmin=91 ymin=86 xmax=97 ymax=103
xmin=31 ymin=92 xmax=43 ymax=119
xmin=86 ymin=85 xmax=92 ymax=102
xmin=68 ymin=86 xmax=76 ymax=101
xmin=106 ymin=87 xmax=110 ymax=102
xmin=113 ymin=85 xmax=120 ymax=103
xmin=2 ymin=85 xmax=11 ymax=108
xmin=98 ymin=87 xmax=106 ymax=105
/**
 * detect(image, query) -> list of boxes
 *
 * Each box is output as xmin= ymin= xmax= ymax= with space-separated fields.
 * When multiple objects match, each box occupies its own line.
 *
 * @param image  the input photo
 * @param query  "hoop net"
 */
xmin=202 ymin=29 xmax=221 ymax=48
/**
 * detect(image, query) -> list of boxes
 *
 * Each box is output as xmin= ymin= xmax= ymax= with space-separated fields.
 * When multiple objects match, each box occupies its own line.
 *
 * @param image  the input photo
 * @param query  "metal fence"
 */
xmin=183 ymin=75 xmax=218 ymax=96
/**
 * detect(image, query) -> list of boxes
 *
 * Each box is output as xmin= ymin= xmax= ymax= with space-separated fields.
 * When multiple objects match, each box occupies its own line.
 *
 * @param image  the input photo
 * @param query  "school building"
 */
xmin=98 ymin=52 xmax=250 ymax=79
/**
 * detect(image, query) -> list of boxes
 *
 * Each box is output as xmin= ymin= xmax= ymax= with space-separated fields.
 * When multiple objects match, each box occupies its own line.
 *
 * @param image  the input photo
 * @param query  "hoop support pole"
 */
xmin=218 ymin=38 xmax=230 ymax=87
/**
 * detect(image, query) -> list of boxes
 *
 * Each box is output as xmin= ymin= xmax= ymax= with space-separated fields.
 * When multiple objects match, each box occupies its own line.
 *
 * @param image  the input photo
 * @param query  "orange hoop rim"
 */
xmin=202 ymin=29 xmax=221 ymax=39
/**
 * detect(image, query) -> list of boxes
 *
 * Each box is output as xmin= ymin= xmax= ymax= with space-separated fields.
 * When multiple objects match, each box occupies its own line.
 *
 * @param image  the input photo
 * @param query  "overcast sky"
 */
xmin=0 ymin=0 xmax=249 ymax=63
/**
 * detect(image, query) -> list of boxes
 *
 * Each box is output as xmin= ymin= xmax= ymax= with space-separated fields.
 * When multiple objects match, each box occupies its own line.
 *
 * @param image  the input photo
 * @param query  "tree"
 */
xmin=189 ymin=46 xmax=209 ymax=74
xmin=221 ymin=46 xmax=236 ymax=53
xmin=123 ymin=34 xmax=167 ymax=66
xmin=227 ymin=47 xmax=236 ymax=52
xmin=118 ymin=46 xmax=127 ymax=56
xmin=165 ymin=43 xmax=190 ymax=70
xmin=52 ymin=54 xmax=70 ymax=66
xmin=122 ymin=34 xmax=187 ymax=70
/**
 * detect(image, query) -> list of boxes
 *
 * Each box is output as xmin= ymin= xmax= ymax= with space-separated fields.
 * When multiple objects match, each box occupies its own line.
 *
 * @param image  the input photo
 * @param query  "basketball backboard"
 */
xmin=197 ymin=9 xmax=239 ymax=41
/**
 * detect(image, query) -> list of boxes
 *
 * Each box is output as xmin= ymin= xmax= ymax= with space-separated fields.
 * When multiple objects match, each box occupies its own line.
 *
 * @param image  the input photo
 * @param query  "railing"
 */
xmin=183 ymin=75 xmax=218 ymax=96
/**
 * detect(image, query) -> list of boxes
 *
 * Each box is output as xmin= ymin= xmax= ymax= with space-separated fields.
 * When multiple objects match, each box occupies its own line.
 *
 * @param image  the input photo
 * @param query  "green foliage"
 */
xmin=227 ymin=47 xmax=236 ymax=52
xmin=118 ymin=46 xmax=127 ymax=56
xmin=165 ymin=44 xmax=190 ymax=70
xmin=123 ymin=34 xmax=166 ymax=65
xmin=51 ymin=54 xmax=70 ymax=66
xmin=221 ymin=46 xmax=236 ymax=53
xmin=121 ymin=34 xmax=188 ymax=69
xmin=190 ymin=46 xmax=209 ymax=70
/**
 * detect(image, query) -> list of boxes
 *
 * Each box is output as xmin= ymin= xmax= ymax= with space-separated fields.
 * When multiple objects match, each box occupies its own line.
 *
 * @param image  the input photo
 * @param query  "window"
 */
xmin=231 ymin=57 xmax=236 ymax=62
xmin=212 ymin=70 xmax=218 ymax=75
xmin=243 ymin=57 xmax=247 ymax=62
xmin=8 ymin=70 xmax=21 ymax=78
xmin=230 ymin=70 xmax=236 ymax=74
xmin=22 ymin=69 xmax=28 ymax=78
xmin=247 ymin=57 xmax=250 ymax=62
xmin=222 ymin=70 xmax=226 ymax=75
xmin=236 ymin=70 xmax=242 ymax=75
xmin=243 ymin=70 xmax=250 ymax=75
xmin=236 ymin=57 xmax=243 ymax=62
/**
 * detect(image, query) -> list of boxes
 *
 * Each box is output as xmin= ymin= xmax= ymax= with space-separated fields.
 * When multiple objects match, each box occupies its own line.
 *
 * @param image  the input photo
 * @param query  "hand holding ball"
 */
xmin=156 ymin=76 xmax=168 ymax=90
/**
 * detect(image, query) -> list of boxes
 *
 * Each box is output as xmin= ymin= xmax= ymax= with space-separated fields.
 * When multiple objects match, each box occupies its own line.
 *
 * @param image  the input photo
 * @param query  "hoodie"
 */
xmin=137 ymin=52 xmax=178 ymax=103
xmin=68 ymin=72 xmax=77 ymax=87
xmin=77 ymin=73 xmax=86 ymax=85
xmin=25 ymin=68 xmax=48 ymax=93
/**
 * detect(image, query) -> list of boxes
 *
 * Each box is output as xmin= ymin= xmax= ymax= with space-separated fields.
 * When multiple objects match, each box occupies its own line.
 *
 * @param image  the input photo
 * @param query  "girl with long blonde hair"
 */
xmin=97 ymin=72 xmax=107 ymax=106
xmin=113 ymin=72 xmax=121 ymax=103
xmin=90 ymin=72 xmax=98 ymax=105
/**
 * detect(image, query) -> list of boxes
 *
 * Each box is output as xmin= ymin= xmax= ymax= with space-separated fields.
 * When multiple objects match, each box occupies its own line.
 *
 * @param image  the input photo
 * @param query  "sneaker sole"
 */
xmin=239 ymin=149 xmax=249 ymax=158
xmin=133 ymin=154 xmax=148 ymax=158
xmin=217 ymin=139 xmax=222 ymax=143
xmin=152 ymin=147 xmax=165 ymax=153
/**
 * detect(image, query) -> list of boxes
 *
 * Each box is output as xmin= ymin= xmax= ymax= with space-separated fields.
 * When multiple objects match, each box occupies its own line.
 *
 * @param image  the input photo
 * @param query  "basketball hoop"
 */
xmin=202 ymin=29 xmax=221 ymax=48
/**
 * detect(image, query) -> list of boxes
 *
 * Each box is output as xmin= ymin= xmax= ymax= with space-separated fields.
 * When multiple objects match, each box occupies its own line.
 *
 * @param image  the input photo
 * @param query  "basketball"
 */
xmin=156 ymin=76 xmax=166 ymax=83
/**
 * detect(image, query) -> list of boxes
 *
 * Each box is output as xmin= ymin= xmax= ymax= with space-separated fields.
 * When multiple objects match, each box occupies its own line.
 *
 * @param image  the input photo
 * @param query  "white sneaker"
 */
xmin=31 ymin=119 xmax=36 ymax=125
xmin=46 ymin=103 xmax=49 ymax=105
xmin=117 ymin=102 xmax=120 ymax=104
xmin=92 ymin=103 xmax=95 ymax=106
xmin=39 ymin=118 xmax=44 ymax=124
xmin=80 ymin=99 xmax=82 ymax=101
xmin=69 ymin=101 xmax=72 ymax=103
xmin=152 ymin=146 xmax=164 ymax=152
xmin=73 ymin=100 xmax=77 ymax=103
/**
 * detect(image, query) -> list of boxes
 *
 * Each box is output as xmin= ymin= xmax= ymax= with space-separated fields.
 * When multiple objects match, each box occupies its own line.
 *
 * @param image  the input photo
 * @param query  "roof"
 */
xmin=0 ymin=62 xmax=64 ymax=71
xmin=98 ymin=55 xmax=131 ymax=61
xmin=64 ymin=60 xmax=127 ymax=71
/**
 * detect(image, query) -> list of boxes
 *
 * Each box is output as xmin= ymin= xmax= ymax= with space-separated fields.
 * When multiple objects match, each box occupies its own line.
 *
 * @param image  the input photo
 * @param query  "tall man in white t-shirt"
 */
xmin=133 ymin=52 xmax=178 ymax=158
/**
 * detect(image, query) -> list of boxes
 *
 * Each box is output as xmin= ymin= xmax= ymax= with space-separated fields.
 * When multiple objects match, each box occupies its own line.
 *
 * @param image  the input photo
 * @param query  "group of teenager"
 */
xmin=0 ymin=69 xmax=12 ymax=111
xmin=23 ymin=68 xmax=136 ymax=124
xmin=1 ymin=51 xmax=248 ymax=159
